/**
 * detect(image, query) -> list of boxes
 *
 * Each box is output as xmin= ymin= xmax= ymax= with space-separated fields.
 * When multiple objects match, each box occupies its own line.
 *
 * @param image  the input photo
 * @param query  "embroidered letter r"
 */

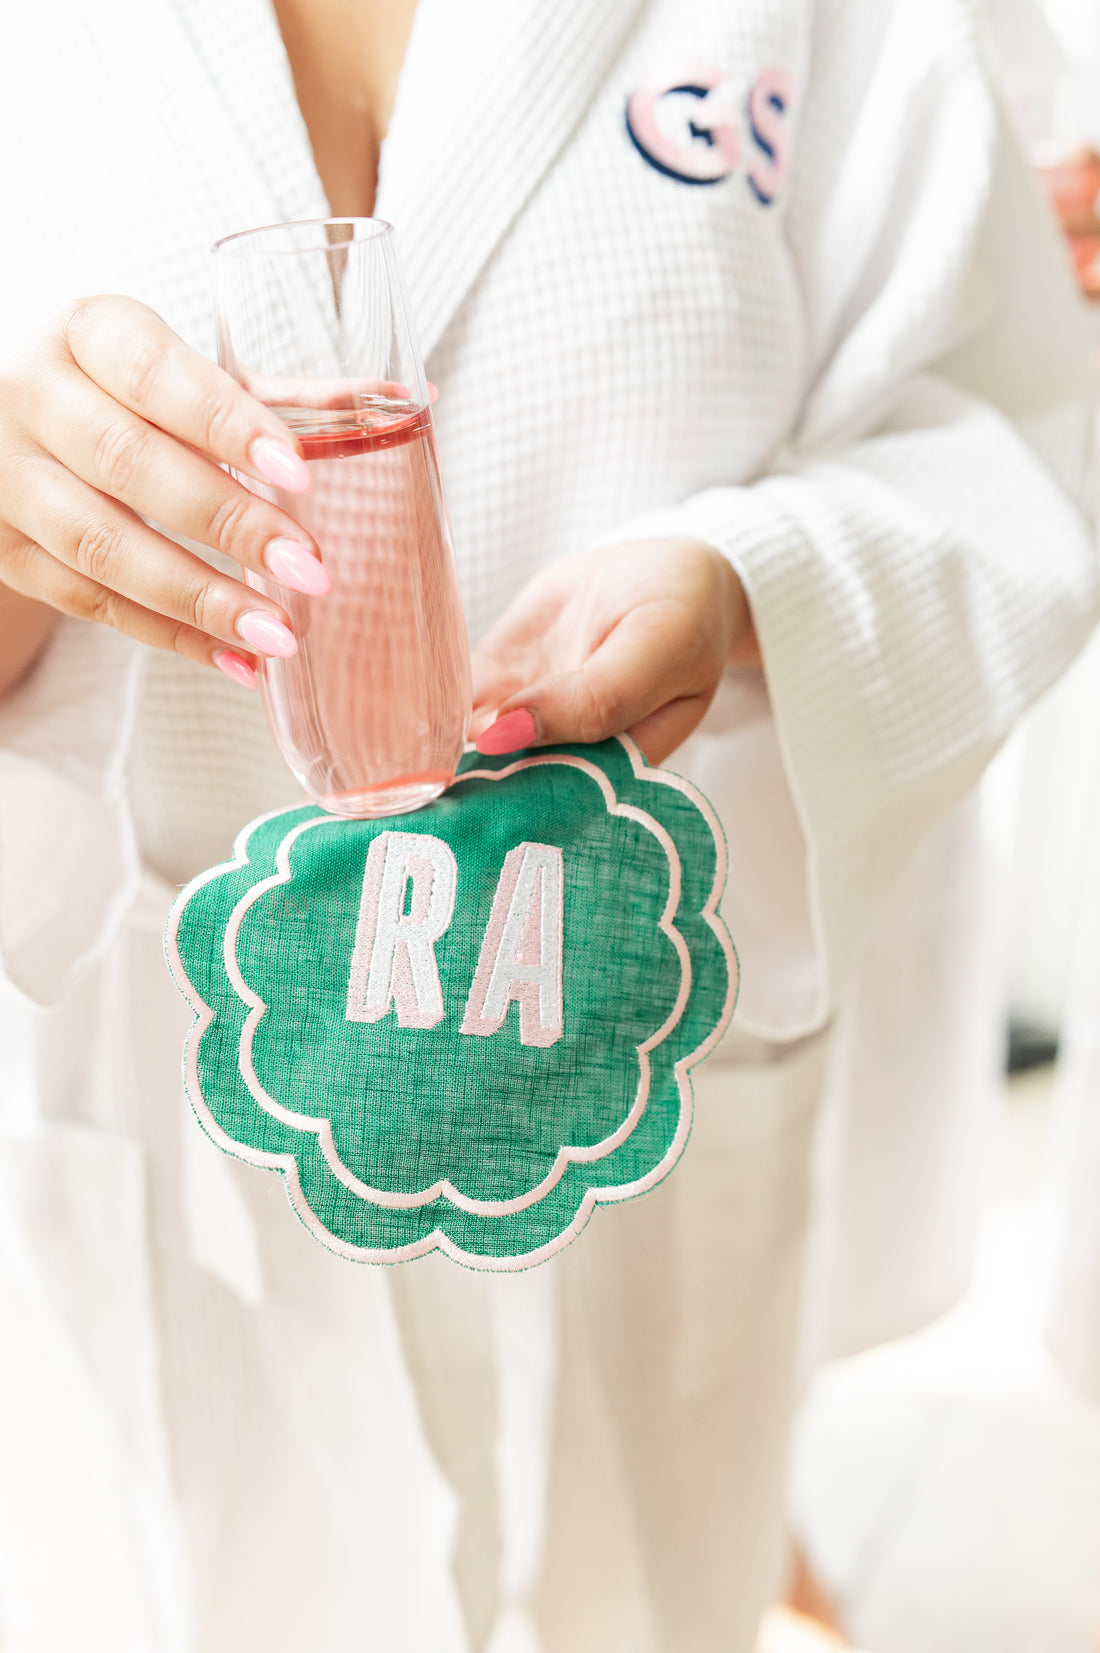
xmin=346 ymin=832 xmax=458 ymax=1030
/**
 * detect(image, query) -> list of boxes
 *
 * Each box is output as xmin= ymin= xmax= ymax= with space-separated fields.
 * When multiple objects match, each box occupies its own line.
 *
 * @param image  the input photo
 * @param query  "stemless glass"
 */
xmin=212 ymin=218 xmax=471 ymax=818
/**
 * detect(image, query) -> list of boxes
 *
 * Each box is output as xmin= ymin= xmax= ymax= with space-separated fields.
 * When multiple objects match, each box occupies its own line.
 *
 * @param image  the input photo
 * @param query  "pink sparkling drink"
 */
xmin=213 ymin=219 xmax=471 ymax=818
xmin=246 ymin=398 xmax=470 ymax=816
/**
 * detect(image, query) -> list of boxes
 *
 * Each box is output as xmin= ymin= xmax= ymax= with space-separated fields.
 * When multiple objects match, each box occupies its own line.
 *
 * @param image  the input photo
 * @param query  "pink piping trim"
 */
xmin=223 ymin=755 xmax=688 ymax=1215
xmin=164 ymin=737 xmax=739 ymax=1269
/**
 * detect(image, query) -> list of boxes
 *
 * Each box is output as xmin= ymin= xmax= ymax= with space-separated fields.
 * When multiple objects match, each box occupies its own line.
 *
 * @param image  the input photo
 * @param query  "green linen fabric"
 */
xmin=165 ymin=738 xmax=737 ymax=1269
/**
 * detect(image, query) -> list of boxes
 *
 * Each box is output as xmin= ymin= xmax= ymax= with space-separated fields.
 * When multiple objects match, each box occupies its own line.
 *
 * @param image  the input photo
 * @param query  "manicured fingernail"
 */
xmin=475 ymin=708 xmax=539 ymax=754
xmin=249 ymin=437 xmax=311 ymax=493
xmin=213 ymin=649 xmax=258 ymax=689
xmin=236 ymin=610 xmax=297 ymax=658
xmin=392 ymin=381 xmax=438 ymax=405
xmin=264 ymin=537 xmax=331 ymax=596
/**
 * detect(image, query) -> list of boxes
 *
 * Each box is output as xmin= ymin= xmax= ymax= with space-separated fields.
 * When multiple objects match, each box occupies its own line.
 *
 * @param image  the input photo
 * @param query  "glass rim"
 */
xmin=211 ymin=216 xmax=394 ymax=259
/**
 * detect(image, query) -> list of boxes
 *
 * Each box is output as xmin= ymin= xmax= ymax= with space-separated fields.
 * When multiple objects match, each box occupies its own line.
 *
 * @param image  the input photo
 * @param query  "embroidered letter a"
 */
xmin=461 ymin=843 xmax=564 ymax=1049
xmin=346 ymin=832 xmax=458 ymax=1029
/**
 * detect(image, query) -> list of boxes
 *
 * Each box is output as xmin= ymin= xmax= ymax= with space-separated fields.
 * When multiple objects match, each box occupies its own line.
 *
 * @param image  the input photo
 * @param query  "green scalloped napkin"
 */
xmin=165 ymin=737 xmax=737 ymax=1270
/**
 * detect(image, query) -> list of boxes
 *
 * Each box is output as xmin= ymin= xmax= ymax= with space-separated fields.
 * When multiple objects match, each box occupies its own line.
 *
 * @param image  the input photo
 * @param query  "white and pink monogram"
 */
xmin=625 ymin=65 xmax=796 ymax=203
xmin=345 ymin=832 xmax=565 ymax=1048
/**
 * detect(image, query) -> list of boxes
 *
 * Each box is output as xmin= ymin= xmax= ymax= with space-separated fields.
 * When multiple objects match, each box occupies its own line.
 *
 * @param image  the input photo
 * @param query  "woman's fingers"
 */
xmin=0 ymin=295 xmax=335 ymax=672
xmin=56 ymin=296 xmax=312 ymax=492
xmin=0 ymin=446 xmax=296 ymax=656
xmin=472 ymin=538 xmax=755 ymax=762
xmin=237 ymin=368 xmax=438 ymax=410
xmin=475 ymin=600 xmax=716 ymax=757
xmin=0 ymin=527 xmax=255 ymax=679
xmin=623 ymin=694 xmax=714 ymax=766
xmin=15 ymin=358 xmax=326 ymax=589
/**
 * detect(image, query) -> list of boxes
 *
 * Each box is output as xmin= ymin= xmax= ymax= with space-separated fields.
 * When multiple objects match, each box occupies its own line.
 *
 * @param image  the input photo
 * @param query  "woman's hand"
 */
xmin=471 ymin=538 xmax=760 ymax=766
xmin=0 ymin=295 xmax=330 ymax=698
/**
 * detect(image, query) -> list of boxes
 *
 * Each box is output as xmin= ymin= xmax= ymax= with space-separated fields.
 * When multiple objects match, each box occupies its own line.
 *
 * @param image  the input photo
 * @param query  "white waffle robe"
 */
xmin=0 ymin=1 xmax=1096 ymax=1649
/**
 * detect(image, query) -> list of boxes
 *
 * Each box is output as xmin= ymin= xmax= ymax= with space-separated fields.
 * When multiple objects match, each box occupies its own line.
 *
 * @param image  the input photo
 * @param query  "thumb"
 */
xmin=474 ymin=614 xmax=698 ymax=756
xmin=474 ymin=666 xmax=622 ymax=756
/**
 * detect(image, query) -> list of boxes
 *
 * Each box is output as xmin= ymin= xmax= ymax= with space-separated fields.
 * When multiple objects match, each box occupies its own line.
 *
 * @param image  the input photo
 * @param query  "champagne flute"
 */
xmin=212 ymin=218 xmax=471 ymax=817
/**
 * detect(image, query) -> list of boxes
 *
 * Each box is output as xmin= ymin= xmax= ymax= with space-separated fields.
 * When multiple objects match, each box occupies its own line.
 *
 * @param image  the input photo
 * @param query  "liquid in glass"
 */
xmin=245 ymin=393 xmax=471 ymax=817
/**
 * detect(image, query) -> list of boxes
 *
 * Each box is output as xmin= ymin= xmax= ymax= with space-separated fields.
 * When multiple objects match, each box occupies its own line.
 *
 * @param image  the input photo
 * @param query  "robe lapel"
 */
xmin=172 ymin=0 xmax=647 ymax=363
xmin=173 ymin=0 xmax=329 ymax=228
xmin=376 ymin=0 xmax=648 ymax=362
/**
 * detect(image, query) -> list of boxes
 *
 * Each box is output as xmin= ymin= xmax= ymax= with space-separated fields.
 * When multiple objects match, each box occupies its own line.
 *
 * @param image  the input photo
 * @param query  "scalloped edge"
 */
xmin=165 ymin=736 xmax=738 ymax=1270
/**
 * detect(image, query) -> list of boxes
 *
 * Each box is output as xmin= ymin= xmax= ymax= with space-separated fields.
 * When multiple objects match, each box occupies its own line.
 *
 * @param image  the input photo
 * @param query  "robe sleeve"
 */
xmin=616 ymin=0 xmax=1099 ymax=1036
xmin=0 ymin=623 xmax=145 ymax=1004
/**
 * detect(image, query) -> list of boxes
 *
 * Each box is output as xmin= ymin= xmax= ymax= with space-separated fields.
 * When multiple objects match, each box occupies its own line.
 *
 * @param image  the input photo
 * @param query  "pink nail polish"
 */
xmin=391 ymin=381 xmax=438 ymax=406
xmin=236 ymin=610 xmax=298 ymax=658
xmin=264 ymin=537 xmax=331 ymax=596
xmin=249 ymin=437 xmax=312 ymax=493
xmin=475 ymin=708 xmax=539 ymax=755
xmin=213 ymin=649 xmax=258 ymax=689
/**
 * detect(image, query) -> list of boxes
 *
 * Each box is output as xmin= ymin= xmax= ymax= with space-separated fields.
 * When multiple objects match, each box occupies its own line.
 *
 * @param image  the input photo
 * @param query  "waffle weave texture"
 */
xmin=0 ymin=0 xmax=1095 ymax=1038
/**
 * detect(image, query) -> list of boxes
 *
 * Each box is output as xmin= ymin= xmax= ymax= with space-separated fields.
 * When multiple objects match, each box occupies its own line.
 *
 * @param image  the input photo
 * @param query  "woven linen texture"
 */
xmin=167 ymin=739 xmax=737 ymax=1268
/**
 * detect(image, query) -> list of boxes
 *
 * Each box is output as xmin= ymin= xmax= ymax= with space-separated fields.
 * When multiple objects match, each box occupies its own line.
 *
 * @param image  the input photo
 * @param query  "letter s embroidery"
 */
xmin=747 ymin=67 xmax=795 ymax=206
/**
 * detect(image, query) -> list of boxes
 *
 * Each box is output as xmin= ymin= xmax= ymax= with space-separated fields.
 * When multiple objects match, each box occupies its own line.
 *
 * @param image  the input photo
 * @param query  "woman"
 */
xmin=1038 ymin=144 xmax=1100 ymax=1423
xmin=0 ymin=1 xmax=1094 ymax=1649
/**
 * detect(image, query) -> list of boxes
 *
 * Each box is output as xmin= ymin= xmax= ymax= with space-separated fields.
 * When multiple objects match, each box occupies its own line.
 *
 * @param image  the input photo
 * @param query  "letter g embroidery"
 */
xmin=626 ymin=65 xmax=796 ymax=205
xmin=626 ymin=68 xmax=739 ymax=185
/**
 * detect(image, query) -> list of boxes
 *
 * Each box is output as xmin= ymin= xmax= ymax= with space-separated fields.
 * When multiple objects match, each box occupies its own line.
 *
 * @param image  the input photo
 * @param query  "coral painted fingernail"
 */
xmin=263 ymin=537 xmax=330 ymax=596
xmin=236 ymin=610 xmax=297 ymax=657
xmin=475 ymin=708 xmax=539 ymax=754
xmin=213 ymin=649 xmax=258 ymax=689
xmin=249 ymin=437 xmax=312 ymax=493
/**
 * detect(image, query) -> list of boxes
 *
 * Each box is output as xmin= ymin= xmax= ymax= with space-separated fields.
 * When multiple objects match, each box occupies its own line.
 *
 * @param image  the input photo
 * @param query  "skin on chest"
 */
xmin=270 ymin=0 xmax=420 ymax=216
